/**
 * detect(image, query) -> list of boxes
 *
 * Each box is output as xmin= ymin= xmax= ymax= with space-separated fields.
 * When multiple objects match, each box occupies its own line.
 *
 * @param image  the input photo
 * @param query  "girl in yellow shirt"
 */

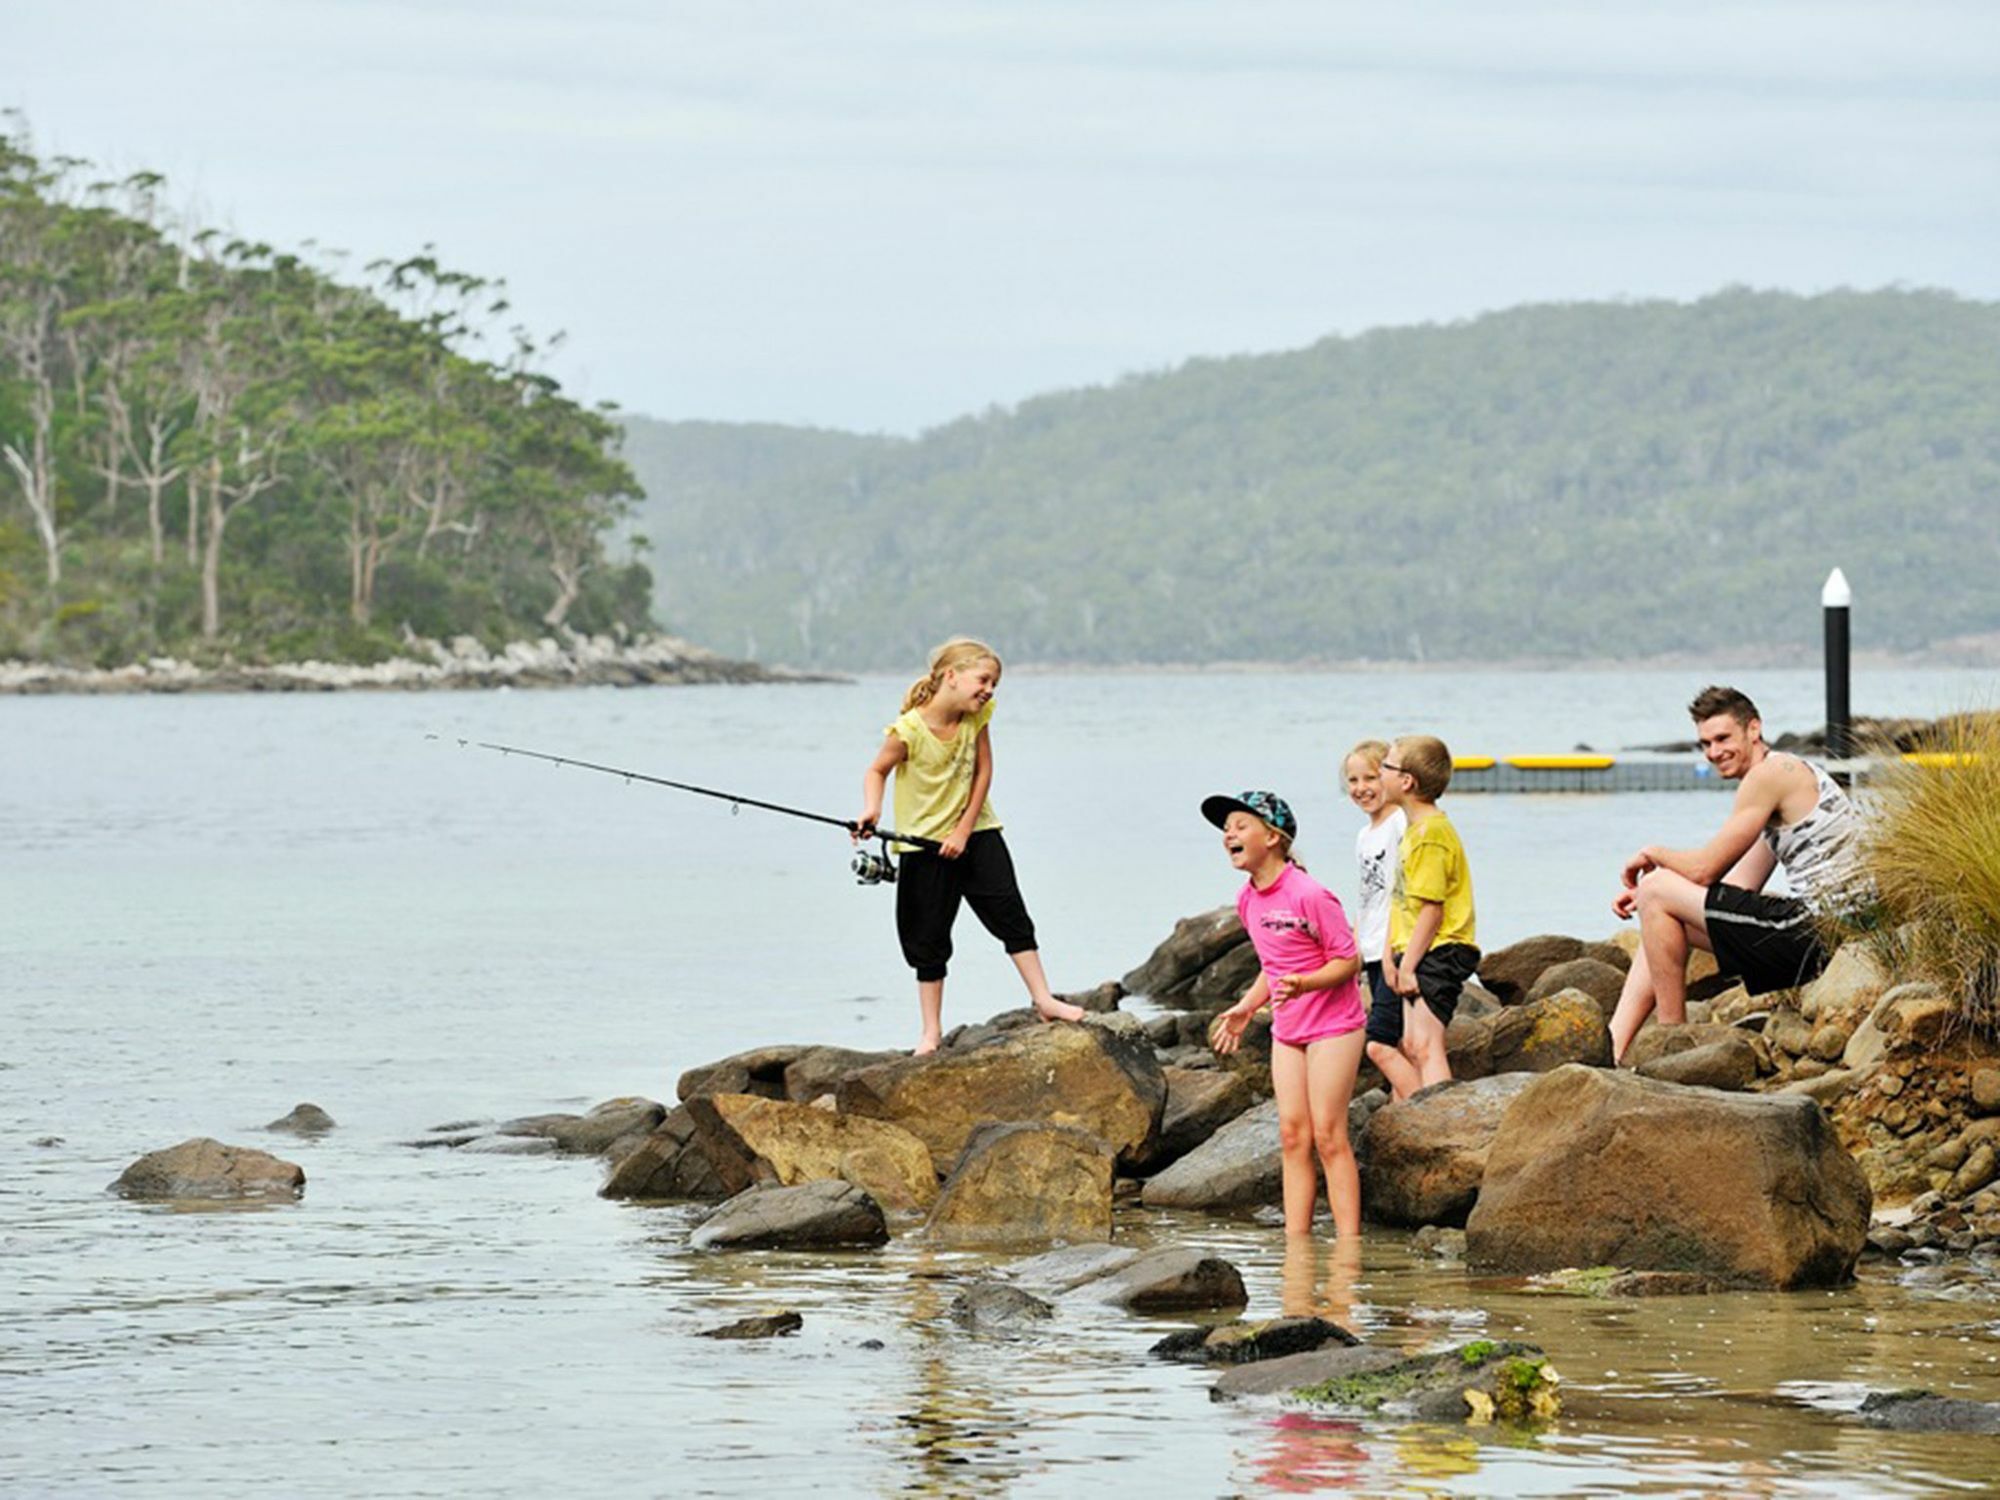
xmin=856 ymin=637 xmax=1086 ymax=1054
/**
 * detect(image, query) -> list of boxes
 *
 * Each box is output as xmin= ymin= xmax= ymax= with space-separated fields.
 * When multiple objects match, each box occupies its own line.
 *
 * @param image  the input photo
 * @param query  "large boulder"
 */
xmin=599 ymin=1106 xmax=728 ymax=1201
xmin=926 ymin=1122 xmax=1113 ymax=1246
xmin=678 ymin=1045 xmax=901 ymax=1104
xmin=1527 ymin=958 xmax=1626 ymax=1018
xmin=1183 ymin=944 xmax=1264 ymax=1010
xmin=688 ymin=1180 xmax=888 ymax=1251
xmin=1145 ymin=1066 xmax=1258 ymax=1169
xmin=1487 ymin=990 xmax=1612 ymax=1074
xmin=1635 ymin=1033 xmax=1761 ymax=1091
xmin=685 ymin=1093 xmax=938 ymax=1211
xmin=1139 ymin=1098 xmax=1280 ymax=1211
xmin=836 ymin=1022 xmax=1165 ymax=1173
xmin=1361 ymin=1074 xmax=1539 ymax=1227
xmin=1121 ymin=906 xmax=1249 ymax=998
xmin=1466 ymin=1065 xmax=1871 ymax=1288
xmin=112 ymin=1138 xmax=304 ymax=1202
xmin=1477 ymin=935 xmax=1584 ymax=1004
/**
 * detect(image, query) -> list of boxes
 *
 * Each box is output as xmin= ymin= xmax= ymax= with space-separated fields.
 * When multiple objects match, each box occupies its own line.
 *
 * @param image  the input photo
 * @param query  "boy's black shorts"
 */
xmin=1704 ymin=885 xmax=1831 ymax=995
xmin=896 ymin=828 xmax=1037 ymax=982
xmin=1379 ymin=943 xmax=1481 ymax=1032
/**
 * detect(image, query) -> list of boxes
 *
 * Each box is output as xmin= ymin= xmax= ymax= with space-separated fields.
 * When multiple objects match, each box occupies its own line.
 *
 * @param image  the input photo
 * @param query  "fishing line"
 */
xmin=429 ymin=735 xmax=939 ymax=880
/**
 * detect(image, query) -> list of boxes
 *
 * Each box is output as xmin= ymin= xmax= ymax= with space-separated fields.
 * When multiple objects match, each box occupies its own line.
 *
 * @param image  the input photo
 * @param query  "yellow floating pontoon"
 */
xmin=1451 ymin=755 xmax=1497 ymax=771
xmin=1504 ymin=754 xmax=1616 ymax=771
xmin=1902 ymin=751 xmax=1985 ymax=768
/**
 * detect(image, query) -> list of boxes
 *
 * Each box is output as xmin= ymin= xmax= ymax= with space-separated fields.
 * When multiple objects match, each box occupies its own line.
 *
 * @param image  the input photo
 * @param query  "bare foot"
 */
xmin=913 ymin=1033 xmax=942 ymax=1056
xmin=1034 ymin=996 xmax=1087 ymax=1024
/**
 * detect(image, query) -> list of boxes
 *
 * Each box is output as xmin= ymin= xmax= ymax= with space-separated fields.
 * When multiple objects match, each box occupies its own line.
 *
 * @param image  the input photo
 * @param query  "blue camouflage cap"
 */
xmin=1200 ymin=790 xmax=1297 ymax=840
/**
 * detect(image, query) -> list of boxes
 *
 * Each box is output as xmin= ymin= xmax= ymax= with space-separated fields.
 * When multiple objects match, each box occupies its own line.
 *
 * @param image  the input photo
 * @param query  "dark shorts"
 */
xmin=1379 ymin=943 xmax=1480 ymax=1034
xmin=1704 ymin=884 xmax=1831 ymax=995
xmin=895 ymin=829 xmax=1037 ymax=982
xmin=1363 ymin=960 xmax=1404 ymax=1046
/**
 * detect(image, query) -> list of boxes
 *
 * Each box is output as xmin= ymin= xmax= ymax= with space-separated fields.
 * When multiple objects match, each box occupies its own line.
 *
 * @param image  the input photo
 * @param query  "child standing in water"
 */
xmin=855 ymin=638 xmax=1085 ymax=1055
xmin=1206 ymin=791 xmax=1367 ymax=1240
xmin=1379 ymin=735 xmax=1480 ymax=1094
xmin=1346 ymin=740 xmax=1414 ymax=1099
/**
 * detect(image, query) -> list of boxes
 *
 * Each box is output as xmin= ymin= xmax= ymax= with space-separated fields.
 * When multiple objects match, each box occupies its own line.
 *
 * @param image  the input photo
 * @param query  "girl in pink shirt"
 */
xmin=1205 ymin=790 xmax=1367 ymax=1240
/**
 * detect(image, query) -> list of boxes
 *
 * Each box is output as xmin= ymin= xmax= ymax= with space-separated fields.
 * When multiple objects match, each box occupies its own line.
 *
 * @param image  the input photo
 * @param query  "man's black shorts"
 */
xmin=1704 ymin=884 xmax=1831 ymax=995
xmin=1376 ymin=943 xmax=1480 ymax=1036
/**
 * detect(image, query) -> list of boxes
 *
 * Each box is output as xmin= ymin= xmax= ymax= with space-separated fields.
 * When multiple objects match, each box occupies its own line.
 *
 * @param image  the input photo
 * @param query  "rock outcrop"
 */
xmin=689 ymin=1180 xmax=889 ymax=1251
xmin=1361 ymin=1074 xmax=1538 ymax=1227
xmin=926 ymin=1123 xmax=1113 ymax=1246
xmin=685 ymin=1093 xmax=938 ymax=1211
xmin=112 ymin=1138 xmax=305 ymax=1202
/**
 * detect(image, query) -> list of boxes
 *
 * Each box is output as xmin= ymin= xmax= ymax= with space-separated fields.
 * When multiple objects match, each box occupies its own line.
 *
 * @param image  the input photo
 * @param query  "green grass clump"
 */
xmin=1840 ymin=712 xmax=2000 ymax=1034
xmin=1459 ymin=1340 xmax=1498 ymax=1365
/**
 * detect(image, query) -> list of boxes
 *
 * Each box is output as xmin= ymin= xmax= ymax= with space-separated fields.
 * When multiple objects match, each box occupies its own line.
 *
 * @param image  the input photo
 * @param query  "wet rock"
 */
xmin=1533 ymin=1266 xmax=1755 ymax=1297
xmin=689 ymin=1180 xmax=888 ymax=1251
xmin=1211 ymin=1344 xmax=1407 ymax=1399
xmin=686 ymin=1093 xmax=938 ymax=1212
xmin=266 ymin=1103 xmax=336 ymax=1135
xmin=500 ymin=1098 xmax=667 ymax=1156
xmin=1286 ymin=1340 xmax=1562 ymax=1424
xmin=1413 ymin=1225 xmax=1468 ymax=1258
xmin=31 ymin=1135 xmax=63 ymax=1148
xmin=1867 ymin=1226 xmax=1916 ymax=1256
xmin=1078 ymin=1247 xmax=1247 ymax=1313
xmin=699 ymin=1311 xmax=803 ymax=1339
xmin=1858 ymin=1389 xmax=2000 ymax=1434
xmin=599 ymin=1106 xmax=729 ymax=1201
xmin=1478 ymin=935 xmax=1584 ymax=1004
xmin=112 ymin=1138 xmax=304 ymax=1202
xmin=1121 ymin=906 xmax=1249 ymax=999
xmin=1635 ymin=1034 xmax=1761 ymax=1092
xmin=1488 ymin=990 xmax=1612 ymax=1074
xmin=926 ymin=1122 xmax=1113 ymax=1246
xmin=1139 ymin=1098 xmax=1280 ymax=1211
xmin=1362 ymin=1074 xmax=1538 ymax=1227
xmin=1526 ymin=958 xmax=1626 ymax=1018
xmin=1466 ymin=1064 xmax=1871 ymax=1289
xmin=949 ymin=1279 xmax=1055 ymax=1329
xmin=1142 ymin=1067 xmax=1257 ymax=1171
xmin=1800 ymin=944 xmax=1890 ymax=1027
xmin=1004 ymin=1243 xmax=1141 ymax=1294
xmin=837 ymin=1023 xmax=1165 ymax=1173
xmin=1151 ymin=1316 xmax=1357 ymax=1364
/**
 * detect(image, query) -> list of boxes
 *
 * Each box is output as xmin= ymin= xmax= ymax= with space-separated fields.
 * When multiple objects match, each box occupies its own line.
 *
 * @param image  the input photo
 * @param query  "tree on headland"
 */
xmin=0 ymin=119 xmax=651 ymax=665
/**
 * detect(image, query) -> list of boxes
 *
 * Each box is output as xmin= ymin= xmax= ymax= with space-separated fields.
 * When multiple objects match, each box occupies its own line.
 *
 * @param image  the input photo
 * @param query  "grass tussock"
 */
xmin=1845 ymin=710 xmax=2000 ymax=1033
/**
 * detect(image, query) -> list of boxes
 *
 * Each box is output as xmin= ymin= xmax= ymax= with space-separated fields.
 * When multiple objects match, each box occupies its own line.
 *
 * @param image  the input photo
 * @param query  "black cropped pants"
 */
xmin=895 ymin=829 xmax=1038 ymax=982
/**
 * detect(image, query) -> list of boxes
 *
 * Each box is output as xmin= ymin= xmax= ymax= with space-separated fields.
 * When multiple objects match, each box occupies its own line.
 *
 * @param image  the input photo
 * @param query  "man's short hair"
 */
xmin=1688 ymin=685 xmax=1760 ymax=728
xmin=1391 ymin=735 xmax=1454 ymax=801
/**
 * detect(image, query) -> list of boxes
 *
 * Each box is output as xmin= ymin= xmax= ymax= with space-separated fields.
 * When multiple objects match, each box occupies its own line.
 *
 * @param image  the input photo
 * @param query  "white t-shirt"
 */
xmin=1354 ymin=808 xmax=1407 ymax=963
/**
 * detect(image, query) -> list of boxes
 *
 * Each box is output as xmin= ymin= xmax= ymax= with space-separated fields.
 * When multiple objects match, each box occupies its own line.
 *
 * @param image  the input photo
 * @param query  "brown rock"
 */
xmin=1950 ymin=1144 xmax=1998 ymax=1200
xmin=1456 ymin=983 xmax=1502 ymax=1019
xmin=1973 ymin=1069 xmax=2000 ymax=1117
xmin=1445 ymin=1012 xmax=1496 ymax=1080
xmin=677 ymin=1045 xmax=812 ymax=1102
xmin=1121 ymin=906 xmax=1250 ymax=998
xmin=1800 ymin=944 xmax=1890 ymax=1027
xmin=1361 ymin=1074 xmax=1539 ymax=1227
xmin=1779 ymin=1067 xmax=1861 ymax=1108
xmin=598 ymin=1106 xmax=728 ymax=1201
xmin=685 ymin=1093 xmax=938 ymax=1211
xmin=111 ymin=1138 xmax=305 ymax=1202
xmin=1623 ymin=1021 xmax=1740 ymax=1073
xmin=926 ymin=1122 xmax=1113 ymax=1246
xmin=1466 ymin=1065 xmax=1871 ymax=1289
xmin=1875 ymin=984 xmax=1958 ymax=1049
xmin=1184 ymin=942 xmax=1265 ymax=1010
xmin=1708 ymin=984 xmax=1760 ymax=1025
xmin=266 ymin=1103 xmax=335 ymax=1135
xmin=1082 ymin=1247 xmax=1248 ymax=1313
xmin=836 ymin=1021 xmax=1165 ymax=1173
xmin=1765 ymin=1008 xmax=1813 ymax=1058
xmin=688 ymin=1180 xmax=888 ymax=1250
xmin=1581 ymin=941 xmax=1633 ymax=973
xmin=1139 ymin=1099 xmax=1280 ymax=1211
xmin=1635 ymin=1033 xmax=1761 ymax=1091
xmin=1809 ymin=1021 xmax=1855 ymax=1063
xmin=1148 ymin=1067 xmax=1257 ymax=1169
xmin=1488 ymin=989 xmax=1612 ymax=1074
xmin=1527 ymin=958 xmax=1626 ymax=1017
xmin=544 ymin=1098 xmax=666 ymax=1155
xmin=1478 ymin=935 xmax=1584 ymax=1004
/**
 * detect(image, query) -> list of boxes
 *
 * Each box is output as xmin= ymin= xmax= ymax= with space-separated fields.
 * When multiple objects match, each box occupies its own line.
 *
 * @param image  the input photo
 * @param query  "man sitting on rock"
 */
xmin=1608 ymin=684 xmax=1870 ymax=1064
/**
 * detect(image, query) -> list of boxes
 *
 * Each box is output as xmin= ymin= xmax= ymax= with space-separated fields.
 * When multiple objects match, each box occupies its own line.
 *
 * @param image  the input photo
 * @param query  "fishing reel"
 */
xmin=852 ymin=840 xmax=898 ymax=886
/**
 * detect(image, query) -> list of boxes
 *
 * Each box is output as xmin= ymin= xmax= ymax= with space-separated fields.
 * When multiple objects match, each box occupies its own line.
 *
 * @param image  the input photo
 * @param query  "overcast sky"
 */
xmin=10 ymin=1 xmax=1998 ymax=433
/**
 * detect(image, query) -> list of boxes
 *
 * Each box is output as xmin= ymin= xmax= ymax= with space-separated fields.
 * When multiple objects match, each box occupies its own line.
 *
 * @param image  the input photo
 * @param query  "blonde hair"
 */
xmin=1346 ymin=738 xmax=1390 ymax=772
xmin=903 ymin=637 xmax=1002 ymax=712
xmin=1390 ymin=734 xmax=1454 ymax=801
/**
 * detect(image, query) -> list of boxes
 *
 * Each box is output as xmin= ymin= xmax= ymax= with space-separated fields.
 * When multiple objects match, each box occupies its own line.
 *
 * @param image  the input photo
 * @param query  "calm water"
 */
xmin=5 ymin=667 xmax=1999 ymax=1496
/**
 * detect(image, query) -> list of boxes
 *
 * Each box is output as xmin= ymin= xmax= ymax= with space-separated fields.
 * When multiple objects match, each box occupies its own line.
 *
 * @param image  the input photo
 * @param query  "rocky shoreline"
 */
xmin=0 ymin=630 xmax=834 ymax=695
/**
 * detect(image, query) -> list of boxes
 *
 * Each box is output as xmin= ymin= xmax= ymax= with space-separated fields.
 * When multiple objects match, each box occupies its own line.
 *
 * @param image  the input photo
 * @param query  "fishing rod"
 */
xmin=435 ymin=736 xmax=939 ymax=883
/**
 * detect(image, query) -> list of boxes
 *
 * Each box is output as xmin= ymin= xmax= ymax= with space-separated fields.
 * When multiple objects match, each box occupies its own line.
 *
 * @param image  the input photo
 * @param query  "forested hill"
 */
xmin=625 ymin=289 xmax=2000 ymax=670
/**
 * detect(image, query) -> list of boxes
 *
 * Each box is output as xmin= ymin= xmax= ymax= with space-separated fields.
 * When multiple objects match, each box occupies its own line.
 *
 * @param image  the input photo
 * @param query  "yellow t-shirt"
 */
xmin=1390 ymin=811 xmax=1477 ymax=952
xmin=886 ymin=699 xmax=1002 ymax=846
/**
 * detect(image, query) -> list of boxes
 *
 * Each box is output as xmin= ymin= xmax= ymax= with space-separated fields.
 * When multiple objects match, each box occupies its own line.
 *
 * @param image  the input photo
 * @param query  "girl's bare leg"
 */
xmin=1010 ymin=949 xmax=1086 ymax=1023
xmin=1270 ymin=1040 xmax=1320 ymax=1236
xmin=915 ymin=979 xmax=945 ymax=1055
xmin=1307 ymin=1030 xmax=1368 ymax=1239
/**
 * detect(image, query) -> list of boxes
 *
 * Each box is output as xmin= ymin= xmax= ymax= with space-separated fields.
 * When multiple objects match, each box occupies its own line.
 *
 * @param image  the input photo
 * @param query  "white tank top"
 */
xmin=1763 ymin=756 xmax=1867 ymax=911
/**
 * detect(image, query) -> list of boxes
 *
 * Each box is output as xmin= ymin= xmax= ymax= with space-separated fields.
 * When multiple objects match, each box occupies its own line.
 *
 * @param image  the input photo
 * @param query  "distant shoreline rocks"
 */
xmin=0 ymin=631 xmax=839 ymax=696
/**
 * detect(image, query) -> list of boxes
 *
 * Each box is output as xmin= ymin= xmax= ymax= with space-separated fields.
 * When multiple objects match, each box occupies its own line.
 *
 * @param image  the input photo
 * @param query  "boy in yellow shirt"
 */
xmin=1375 ymin=735 xmax=1479 ymax=1096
